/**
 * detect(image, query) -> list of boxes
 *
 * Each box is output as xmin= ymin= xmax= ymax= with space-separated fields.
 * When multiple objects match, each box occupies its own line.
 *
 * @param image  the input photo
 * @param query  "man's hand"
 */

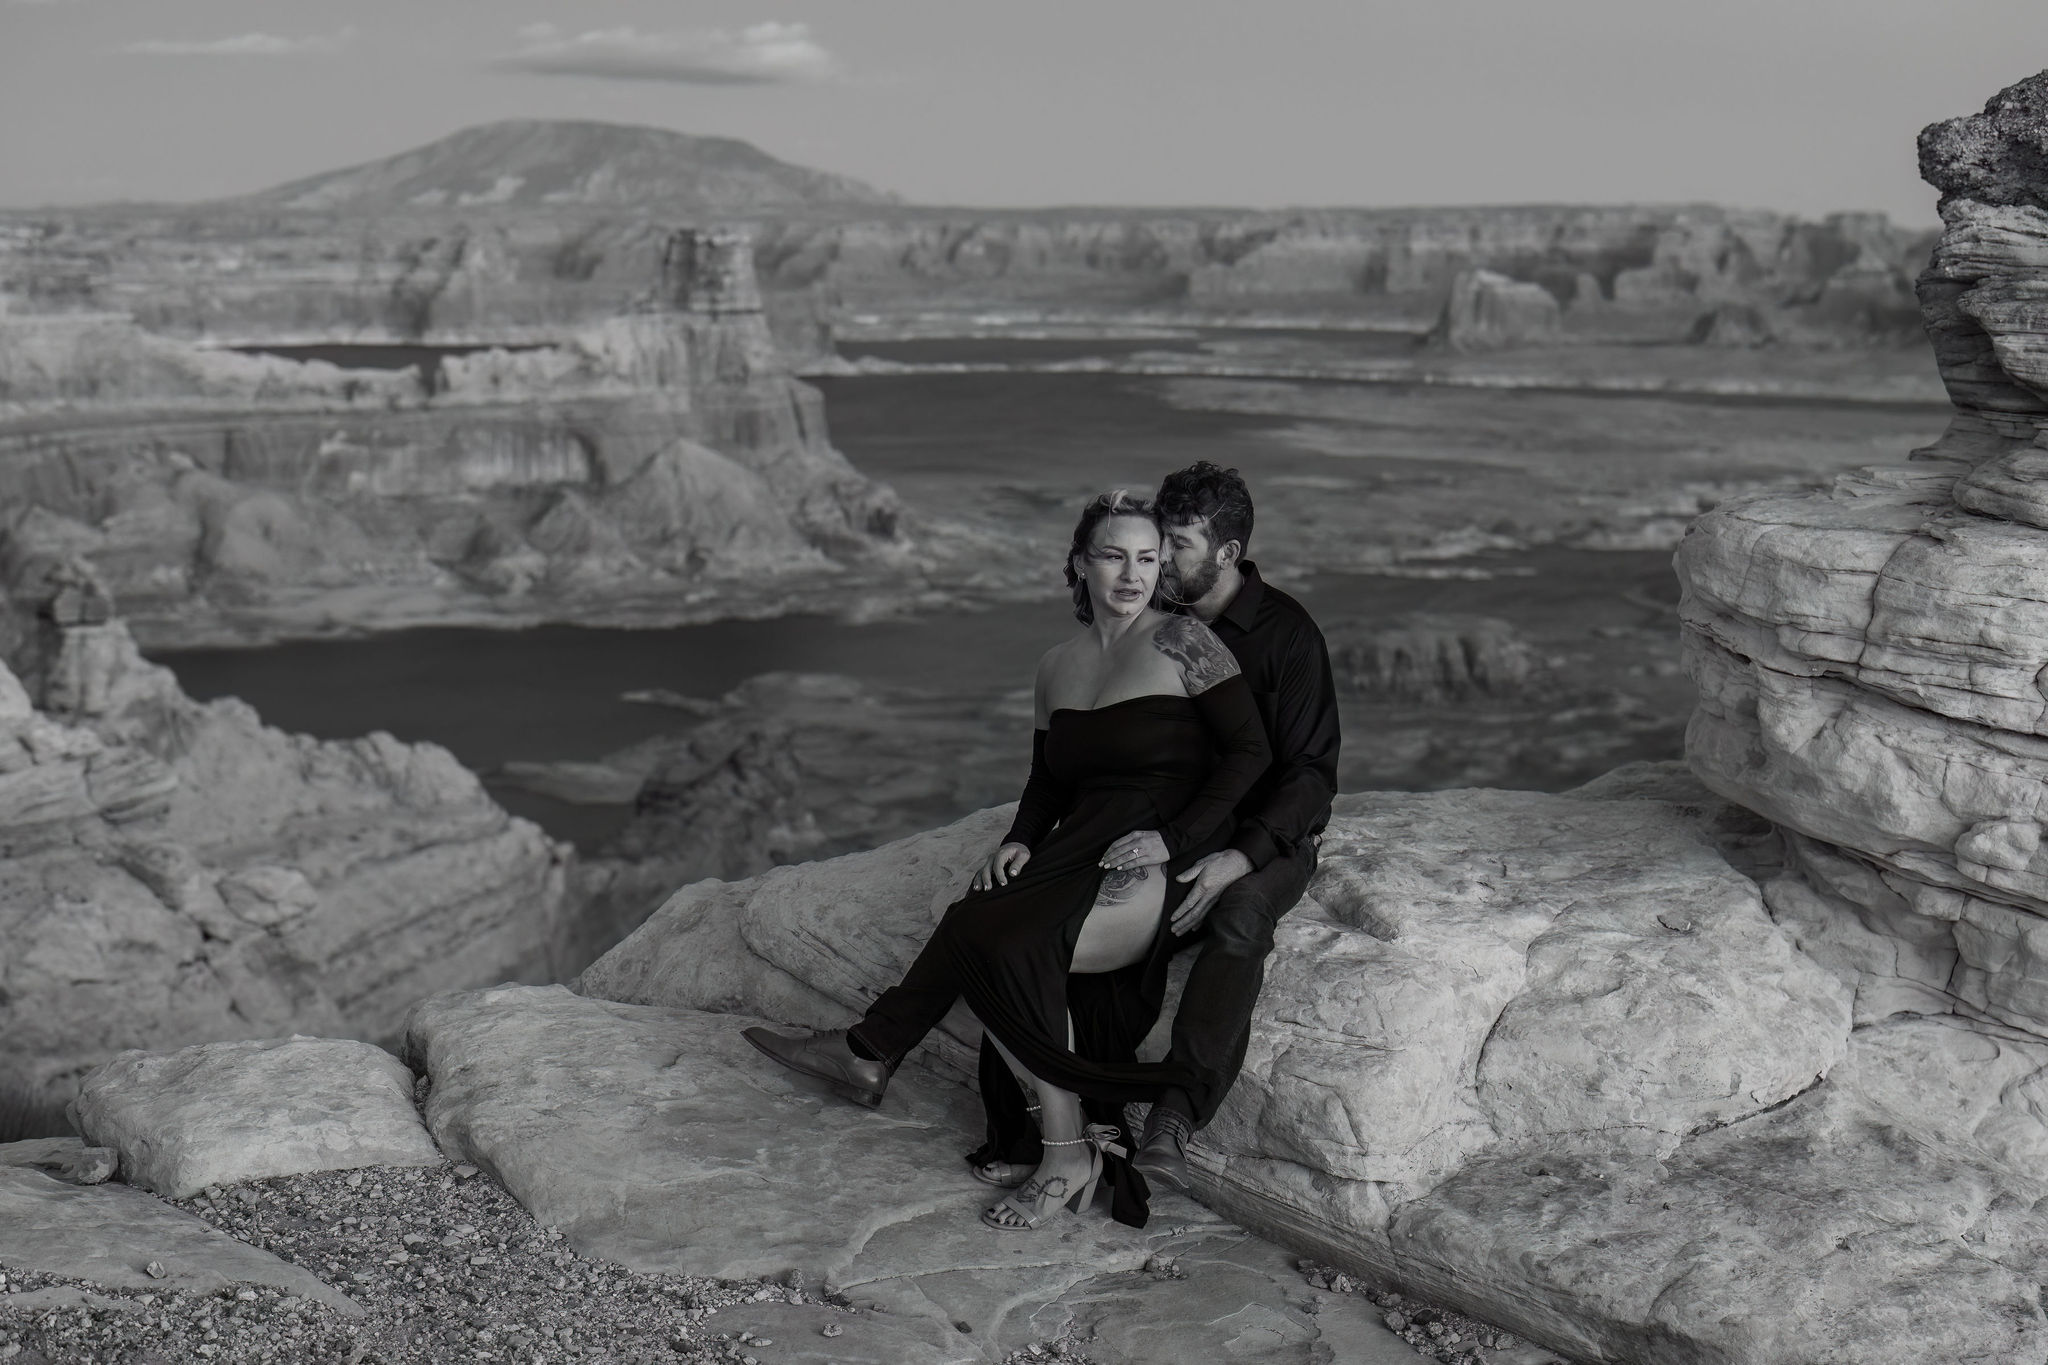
xmin=1100 ymin=829 xmax=1170 ymax=873
xmin=1172 ymin=849 xmax=1252 ymax=935
xmin=973 ymin=842 xmax=1032 ymax=890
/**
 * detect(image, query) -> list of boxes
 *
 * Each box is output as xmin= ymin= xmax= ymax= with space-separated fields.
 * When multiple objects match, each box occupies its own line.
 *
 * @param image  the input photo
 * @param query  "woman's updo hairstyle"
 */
xmin=1063 ymin=488 xmax=1160 ymax=625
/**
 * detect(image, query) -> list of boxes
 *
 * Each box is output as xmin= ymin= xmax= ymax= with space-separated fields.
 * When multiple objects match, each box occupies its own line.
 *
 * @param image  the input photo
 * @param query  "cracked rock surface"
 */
xmin=572 ymin=771 xmax=2048 ymax=1361
xmin=403 ymin=984 xmax=1433 ymax=1363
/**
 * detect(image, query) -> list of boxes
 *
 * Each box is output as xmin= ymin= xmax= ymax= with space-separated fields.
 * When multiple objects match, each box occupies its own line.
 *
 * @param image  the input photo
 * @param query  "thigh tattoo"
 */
xmin=1097 ymin=864 xmax=1152 ymax=904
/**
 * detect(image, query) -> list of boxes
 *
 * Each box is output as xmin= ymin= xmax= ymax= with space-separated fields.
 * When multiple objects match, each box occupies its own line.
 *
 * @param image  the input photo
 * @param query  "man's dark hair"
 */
xmin=1156 ymin=461 xmax=1254 ymax=558
xmin=1063 ymin=488 xmax=1160 ymax=624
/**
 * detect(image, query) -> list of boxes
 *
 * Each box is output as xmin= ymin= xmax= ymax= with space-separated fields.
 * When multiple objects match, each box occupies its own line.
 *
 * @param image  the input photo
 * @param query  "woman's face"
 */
xmin=1076 ymin=514 xmax=1161 ymax=621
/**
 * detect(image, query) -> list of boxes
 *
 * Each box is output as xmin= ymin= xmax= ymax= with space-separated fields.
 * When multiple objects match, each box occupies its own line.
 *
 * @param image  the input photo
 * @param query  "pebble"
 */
xmin=1297 ymin=1259 xmax=1541 ymax=1365
xmin=0 ymin=1161 xmax=871 ymax=1364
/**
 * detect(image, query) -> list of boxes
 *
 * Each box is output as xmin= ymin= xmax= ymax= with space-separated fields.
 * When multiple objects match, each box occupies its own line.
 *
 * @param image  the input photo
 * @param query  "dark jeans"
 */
xmin=851 ymin=838 xmax=1319 ymax=1103
xmin=1163 ymin=837 xmax=1318 ymax=1126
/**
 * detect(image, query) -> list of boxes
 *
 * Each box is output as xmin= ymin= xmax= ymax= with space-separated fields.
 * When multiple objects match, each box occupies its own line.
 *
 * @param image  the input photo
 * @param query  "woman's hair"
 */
xmin=1063 ymin=489 xmax=1160 ymax=624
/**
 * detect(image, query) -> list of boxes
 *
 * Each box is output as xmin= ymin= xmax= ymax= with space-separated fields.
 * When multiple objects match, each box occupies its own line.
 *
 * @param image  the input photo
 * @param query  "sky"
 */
xmin=2 ymin=0 xmax=2044 ymax=224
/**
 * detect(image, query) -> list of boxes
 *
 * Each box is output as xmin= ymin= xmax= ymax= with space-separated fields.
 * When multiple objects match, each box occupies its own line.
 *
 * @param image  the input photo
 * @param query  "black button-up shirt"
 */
xmin=1208 ymin=561 xmax=1341 ymax=869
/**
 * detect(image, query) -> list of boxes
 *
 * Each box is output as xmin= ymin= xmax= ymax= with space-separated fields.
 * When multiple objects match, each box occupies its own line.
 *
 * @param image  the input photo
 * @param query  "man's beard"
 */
xmin=1163 ymin=557 xmax=1222 ymax=605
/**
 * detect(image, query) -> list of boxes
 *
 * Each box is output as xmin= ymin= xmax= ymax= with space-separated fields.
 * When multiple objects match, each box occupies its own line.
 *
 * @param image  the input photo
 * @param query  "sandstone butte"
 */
xmin=10 ymin=72 xmax=2048 ymax=1365
xmin=0 ymin=227 xmax=905 ymax=647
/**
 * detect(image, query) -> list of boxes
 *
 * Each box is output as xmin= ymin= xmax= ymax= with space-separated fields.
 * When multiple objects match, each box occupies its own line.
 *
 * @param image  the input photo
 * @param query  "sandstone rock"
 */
xmin=0 ymin=601 xmax=576 ymax=1113
xmin=0 ymin=1137 xmax=117 ymax=1185
xmin=0 ymin=657 xmax=30 ymax=721
xmin=1329 ymin=614 xmax=1540 ymax=702
xmin=0 ymin=1165 xmax=358 ymax=1312
xmin=1920 ymin=69 xmax=2048 ymax=213
xmin=1366 ymin=1019 xmax=2048 ymax=1365
xmin=404 ymin=984 xmax=1417 ymax=1362
xmin=0 ymin=226 xmax=901 ymax=640
xmin=577 ymin=805 xmax=1017 ymax=1085
xmin=1688 ymin=300 xmax=1775 ymax=347
xmin=1432 ymin=269 xmax=1561 ymax=351
xmin=579 ymin=784 xmax=2038 ymax=1360
xmin=216 ymin=864 xmax=320 ymax=928
xmin=1649 ymin=73 xmax=2048 ymax=1355
xmin=72 ymin=1036 xmax=441 ymax=1199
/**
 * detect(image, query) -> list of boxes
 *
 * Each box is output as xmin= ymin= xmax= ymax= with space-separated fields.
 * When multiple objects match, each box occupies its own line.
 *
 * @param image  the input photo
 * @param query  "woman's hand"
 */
xmin=1099 ymin=829 xmax=1170 ymax=872
xmin=973 ymin=842 xmax=1032 ymax=890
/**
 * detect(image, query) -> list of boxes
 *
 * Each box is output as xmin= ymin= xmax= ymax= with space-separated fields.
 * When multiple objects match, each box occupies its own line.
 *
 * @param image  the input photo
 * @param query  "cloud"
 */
xmin=493 ymin=21 xmax=838 ymax=85
xmin=123 ymin=27 xmax=354 ymax=57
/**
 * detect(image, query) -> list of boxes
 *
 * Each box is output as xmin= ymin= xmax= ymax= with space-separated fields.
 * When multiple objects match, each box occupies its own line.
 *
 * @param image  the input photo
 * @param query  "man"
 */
xmin=1129 ymin=461 xmax=1339 ymax=1189
xmin=744 ymin=461 xmax=1340 ymax=1194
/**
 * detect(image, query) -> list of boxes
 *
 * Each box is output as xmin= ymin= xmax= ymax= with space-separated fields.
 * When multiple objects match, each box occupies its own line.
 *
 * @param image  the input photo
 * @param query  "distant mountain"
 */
xmin=237 ymin=120 xmax=898 ymax=214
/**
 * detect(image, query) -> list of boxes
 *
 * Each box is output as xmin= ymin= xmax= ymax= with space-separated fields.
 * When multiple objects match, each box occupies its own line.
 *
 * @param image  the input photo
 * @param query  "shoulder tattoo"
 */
xmin=1152 ymin=615 xmax=1241 ymax=694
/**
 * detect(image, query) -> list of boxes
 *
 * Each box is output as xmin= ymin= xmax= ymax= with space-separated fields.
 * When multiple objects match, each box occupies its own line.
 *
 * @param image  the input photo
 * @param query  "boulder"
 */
xmin=403 ymin=984 xmax=1417 ymax=1363
xmin=72 ymin=1036 xmax=442 ymax=1199
xmin=572 ymin=782 xmax=2048 ymax=1361
xmin=0 ymin=1137 xmax=116 ymax=1186
xmin=1675 ymin=70 xmax=2048 ymax=1046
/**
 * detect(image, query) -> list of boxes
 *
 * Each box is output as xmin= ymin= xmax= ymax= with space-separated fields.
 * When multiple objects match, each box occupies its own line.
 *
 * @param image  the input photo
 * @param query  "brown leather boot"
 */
xmin=1132 ymin=1102 xmax=1193 ymax=1195
xmin=740 ymin=1026 xmax=891 ymax=1108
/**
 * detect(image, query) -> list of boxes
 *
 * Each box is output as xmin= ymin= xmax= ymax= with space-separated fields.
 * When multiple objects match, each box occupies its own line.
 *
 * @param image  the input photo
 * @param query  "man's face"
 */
xmin=1160 ymin=517 xmax=1224 ymax=604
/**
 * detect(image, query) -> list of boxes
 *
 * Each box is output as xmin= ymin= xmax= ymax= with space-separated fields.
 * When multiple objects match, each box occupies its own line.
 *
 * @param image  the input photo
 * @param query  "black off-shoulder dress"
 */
xmin=939 ymin=675 xmax=1269 ymax=1224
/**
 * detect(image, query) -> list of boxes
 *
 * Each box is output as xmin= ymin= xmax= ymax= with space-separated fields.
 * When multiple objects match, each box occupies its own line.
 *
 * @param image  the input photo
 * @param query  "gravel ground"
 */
xmin=0 ymin=1160 xmax=1556 ymax=1364
xmin=0 ymin=1161 xmax=888 ymax=1365
xmin=1296 ymin=1264 xmax=1509 ymax=1364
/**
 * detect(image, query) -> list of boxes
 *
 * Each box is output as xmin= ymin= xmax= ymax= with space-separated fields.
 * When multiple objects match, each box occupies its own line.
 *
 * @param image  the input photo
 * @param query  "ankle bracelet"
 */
xmin=1038 ymin=1135 xmax=1091 ymax=1147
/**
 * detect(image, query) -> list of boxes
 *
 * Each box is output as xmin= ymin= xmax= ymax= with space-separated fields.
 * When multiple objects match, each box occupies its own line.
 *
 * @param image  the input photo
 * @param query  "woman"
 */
xmin=938 ymin=489 xmax=1270 ymax=1231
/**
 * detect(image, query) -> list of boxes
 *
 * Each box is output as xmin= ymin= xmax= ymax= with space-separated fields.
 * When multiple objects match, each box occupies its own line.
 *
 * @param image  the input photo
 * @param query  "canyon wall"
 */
xmin=1 ymin=201 xmax=1933 ymax=350
xmin=759 ymin=204 xmax=1932 ymax=343
xmin=0 ymin=557 xmax=574 ymax=1111
xmin=0 ymin=228 xmax=901 ymax=643
xmin=1677 ymin=70 xmax=2048 ymax=1042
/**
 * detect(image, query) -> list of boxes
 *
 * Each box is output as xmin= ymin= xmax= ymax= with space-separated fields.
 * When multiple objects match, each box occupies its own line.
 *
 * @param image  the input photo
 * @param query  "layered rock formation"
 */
xmin=3 ymin=193 xmax=1931 ymax=356
xmin=1677 ymin=70 xmax=2048 ymax=1039
xmin=1431 ymin=269 xmax=1561 ymax=351
xmin=0 ymin=561 xmax=573 ymax=1111
xmin=757 ymin=205 xmax=1930 ymax=344
xmin=0 ymin=228 xmax=900 ymax=643
xmin=577 ymin=770 xmax=2048 ymax=1362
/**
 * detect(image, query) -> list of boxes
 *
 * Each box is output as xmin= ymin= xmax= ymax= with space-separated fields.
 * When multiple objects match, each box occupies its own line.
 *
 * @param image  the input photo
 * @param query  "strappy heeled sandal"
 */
xmin=979 ymin=1124 xmax=1125 ymax=1231
xmin=971 ymin=1104 xmax=1039 ymax=1189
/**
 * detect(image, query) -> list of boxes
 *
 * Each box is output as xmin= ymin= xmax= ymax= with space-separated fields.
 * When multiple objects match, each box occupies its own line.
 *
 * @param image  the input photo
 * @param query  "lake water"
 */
xmin=150 ymin=351 xmax=1941 ymax=845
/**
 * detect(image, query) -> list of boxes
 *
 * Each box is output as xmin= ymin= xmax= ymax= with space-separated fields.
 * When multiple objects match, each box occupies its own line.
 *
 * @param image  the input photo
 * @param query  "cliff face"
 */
xmin=1676 ymin=71 xmax=2048 ymax=1038
xmin=0 ymin=229 xmax=900 ymax=643
xmin=2 ymin=200 xmax=1929 ymax=353
xmin=0 ymin=561 xmax=574 ymax=1109
xmin=751 ymin=204 xmax=1931 ymax=343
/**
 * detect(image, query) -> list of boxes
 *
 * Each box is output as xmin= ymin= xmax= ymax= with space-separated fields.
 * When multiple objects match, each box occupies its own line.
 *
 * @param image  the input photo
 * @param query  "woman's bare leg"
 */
xmin=981 ymin=868 xmax=1165 ymax=1222
xmin=1071 ymin=863 xmax=1166 ymax=974
xmin=985 ymin=1021 xmax=1097 ymax=1223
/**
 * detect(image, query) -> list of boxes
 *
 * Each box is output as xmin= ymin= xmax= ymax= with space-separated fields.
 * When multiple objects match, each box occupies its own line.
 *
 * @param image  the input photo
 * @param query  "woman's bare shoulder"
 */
xmin=1037 ymin=636 xmax=1079 ymax=679
xmin=1148 ymin=614 xmax=1241 ymax=693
